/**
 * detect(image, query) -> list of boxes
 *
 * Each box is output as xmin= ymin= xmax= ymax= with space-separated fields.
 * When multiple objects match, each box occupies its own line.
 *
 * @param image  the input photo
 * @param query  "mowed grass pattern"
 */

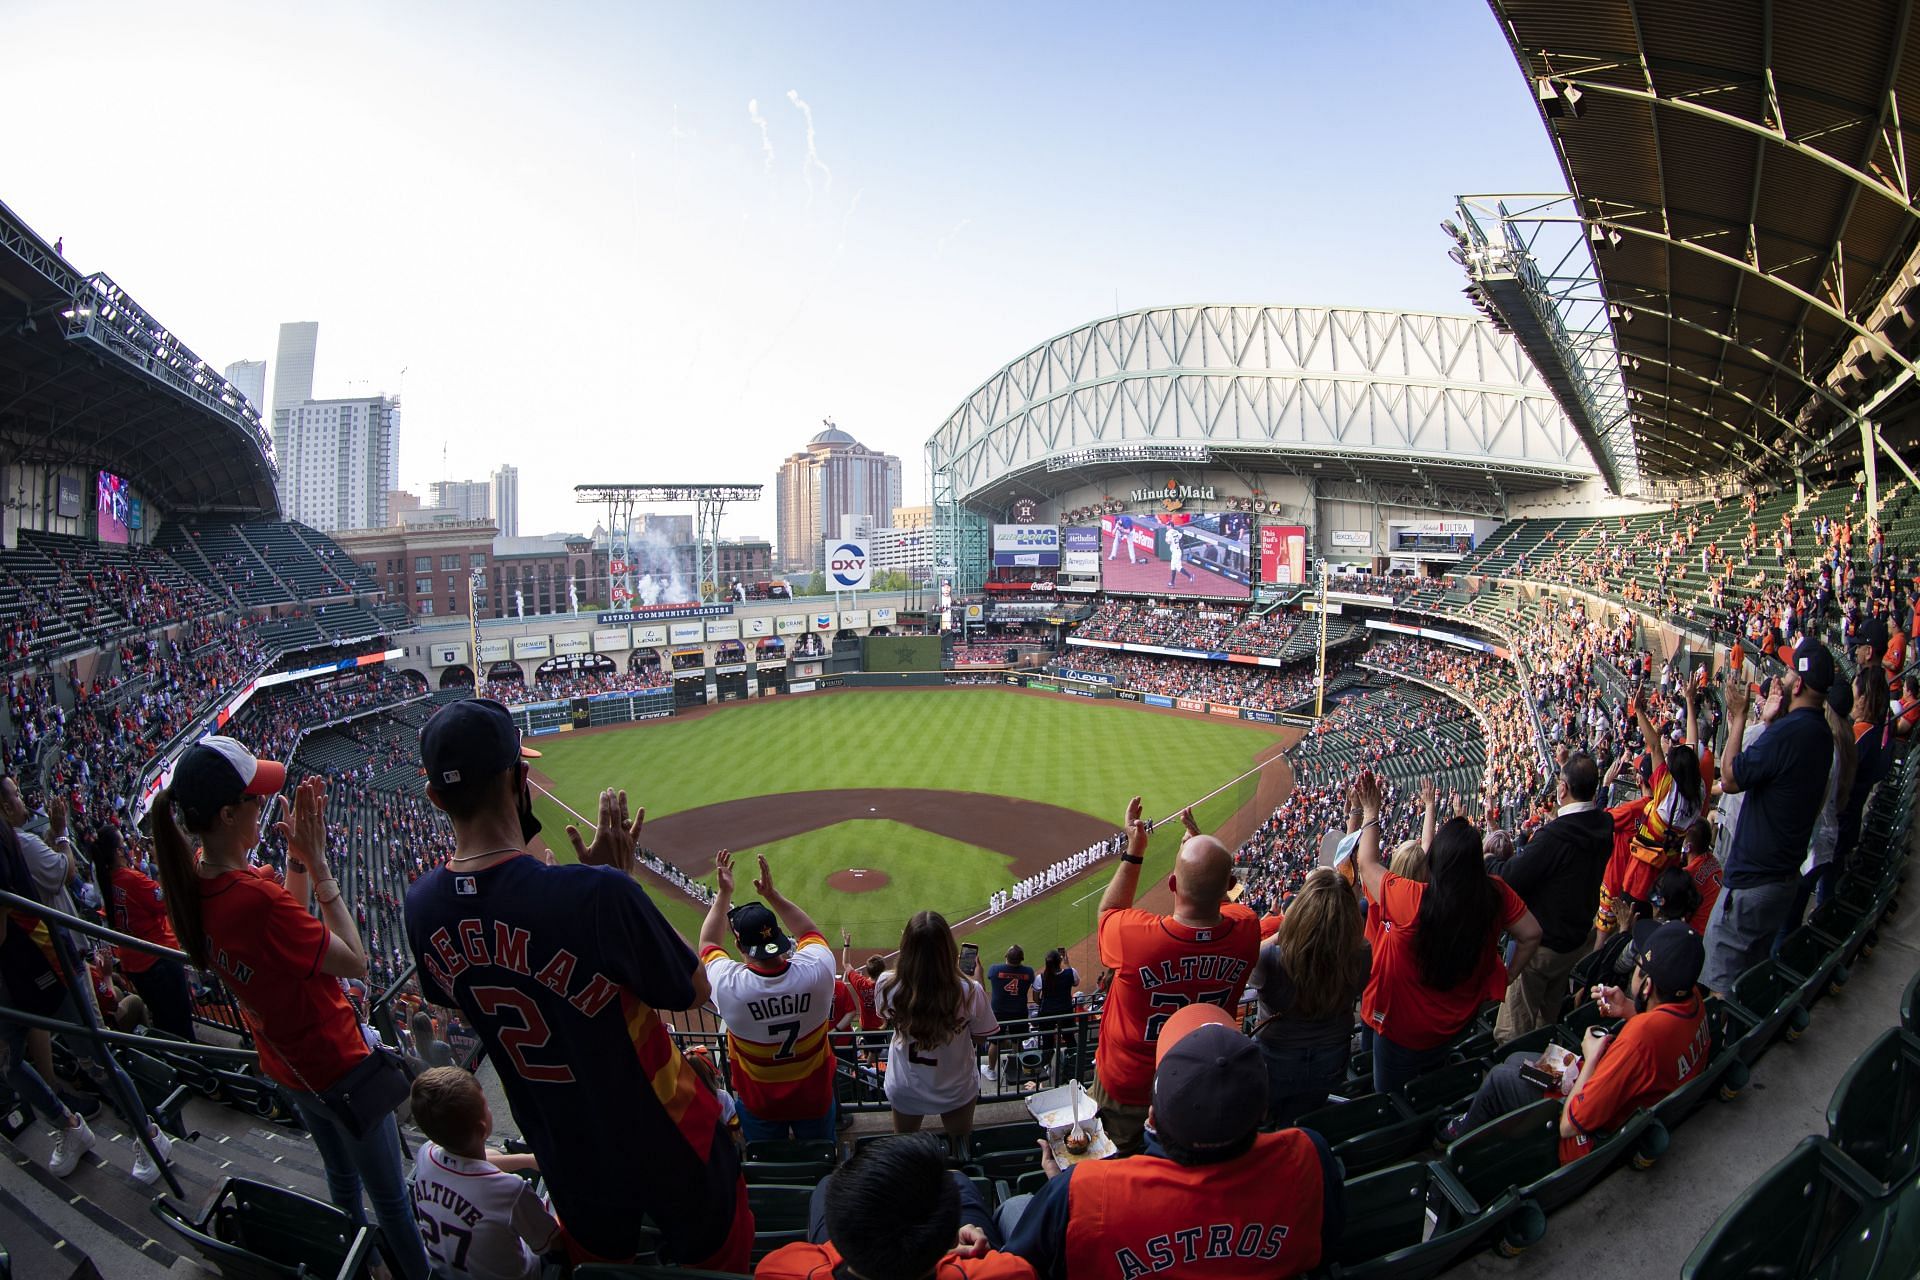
xmin=527 ymin=689 xmax=1275 ymax=948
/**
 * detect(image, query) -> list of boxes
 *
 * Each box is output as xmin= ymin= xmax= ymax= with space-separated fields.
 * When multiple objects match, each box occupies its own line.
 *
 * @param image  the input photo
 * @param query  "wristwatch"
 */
xmin=1119 ymin=853 xmax=1144 ymax=865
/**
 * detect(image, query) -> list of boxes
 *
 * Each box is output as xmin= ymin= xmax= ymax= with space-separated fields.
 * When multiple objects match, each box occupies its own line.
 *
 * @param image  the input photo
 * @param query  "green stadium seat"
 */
xmin=1681 ymin=1137 xmax=1888 ymax=1280
xmin=1776 ymin=924 xmax=1846 ymax=997
xmin=113 ymin=1048 xmax=194 ymax=1139
xmin=746 ymin=1184 xmax=815 ymax=1262
xmin=1296 ymin=1093 xmax=1426 ymax=1176
xmin=1728 ymin=957 xmax=1812 ymax=1062
xmin=1652 ymin=998 xmax=1753 ymax=1129
xmin=743 ymin=1138 xmax=837 ymax=1166
xmin=964 ymin=1121 xmax=1045 ymax=1163
xmin=1324 ymin=1159 xmax=1533 ymax=1279
xmin=151 ymin=1177 xmax=374 ymax=1280
xmin=1440 ymin=1098 xmax=1561 ymax=1213
xmin=742 ymin=1158 xmax=835 ymax=1186
xmin=1827 ymin=1028 xmax=1920 ymax=1192
xmin=1904 ymin=967 xmax=1920 ymax=1038
xmin=1397 ymin=1059 xmax=1488 ymax=1119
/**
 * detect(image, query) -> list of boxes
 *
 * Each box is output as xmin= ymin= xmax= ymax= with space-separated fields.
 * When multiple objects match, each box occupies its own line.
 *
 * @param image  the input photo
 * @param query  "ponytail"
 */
xmin=149 ymin=788 xmax=207 ymax=968
xmin=88 ymin=829 xmax=117 ymax=929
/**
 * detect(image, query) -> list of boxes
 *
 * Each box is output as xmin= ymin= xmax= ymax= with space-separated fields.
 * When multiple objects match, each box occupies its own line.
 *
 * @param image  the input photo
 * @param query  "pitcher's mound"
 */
xmin=827 ymin=868 xmax=890 ymax=894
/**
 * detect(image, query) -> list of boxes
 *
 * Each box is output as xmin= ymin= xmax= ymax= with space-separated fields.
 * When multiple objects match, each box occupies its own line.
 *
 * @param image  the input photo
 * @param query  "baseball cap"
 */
xmin=1629 ymin=919 xmax=1706 ymax=1000
xmin=420 ymin=699 xmax=529 ymax=793
xmin=1826 ymin=679 xmax=1855 ymax=722
xmin=169 ymin=737 xmax=286 ymax=825
xmin=728 ymin=902 xmax=793 ymax=963
xmin=1793 ymin=638 xmax=1836 ymax=693
xmin=1859 ymin=616 xmax=1890 ymax=657
xmin=1150 ymin=1003 xmax=1267 ymax=1151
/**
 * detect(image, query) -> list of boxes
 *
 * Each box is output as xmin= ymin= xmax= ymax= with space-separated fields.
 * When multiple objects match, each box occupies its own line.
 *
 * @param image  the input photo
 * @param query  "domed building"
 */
xmin=775 ymin=419 xmax=904 ymax=572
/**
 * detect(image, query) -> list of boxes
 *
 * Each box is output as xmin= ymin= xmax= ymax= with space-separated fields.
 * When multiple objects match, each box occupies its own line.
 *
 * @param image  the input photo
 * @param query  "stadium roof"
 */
xmin=1482 ymin=0 xmax=1920 ymax=493
xmin=0 ymin=199 xmax=278 ymax=516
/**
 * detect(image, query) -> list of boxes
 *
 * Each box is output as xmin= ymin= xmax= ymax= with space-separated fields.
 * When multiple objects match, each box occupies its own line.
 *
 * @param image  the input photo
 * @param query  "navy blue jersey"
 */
xmin=405 ymin=855 xmax=738 ymax=1262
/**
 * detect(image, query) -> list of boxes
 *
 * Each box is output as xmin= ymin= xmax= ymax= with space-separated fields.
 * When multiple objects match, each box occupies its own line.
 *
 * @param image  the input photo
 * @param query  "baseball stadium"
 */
xmin=5 ymin=3 xmax=1920 ymax=1278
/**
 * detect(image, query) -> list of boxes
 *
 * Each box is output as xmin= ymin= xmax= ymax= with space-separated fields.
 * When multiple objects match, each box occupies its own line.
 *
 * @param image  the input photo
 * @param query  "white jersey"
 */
xmin=410 ymin=1143 xmax=559 ymax=1280
xmin=875 ymin=975 xmax=998 ymax=1115
xmin=1166 ymin=527 xmax=1184 ymax=566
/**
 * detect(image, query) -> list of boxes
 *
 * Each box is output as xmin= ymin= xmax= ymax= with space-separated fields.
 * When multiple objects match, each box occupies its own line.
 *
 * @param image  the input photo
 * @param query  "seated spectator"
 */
xmin=1680 ymin=819 xmax=1722 ymax=937
xmin=1247 ymin=867 xmax=1369 ymax=1127
xmin=700 ymin=850 xmax=838 ymax=1144
xmin=1003 ymin=1003 xmax=1343 ymax=1279
xmin=1350 ymin=773 xmax=1543 ymax=1093
xmin=876 ymin=911 xmax=999 ymax=1140
xmin=1441 ymin=921 xmax=1709 ymax=1160
xmin=409 ymin=1066 xmax=560 ymax=1280
xmin=756 ymin=1133 xmax=1032 ymax=1279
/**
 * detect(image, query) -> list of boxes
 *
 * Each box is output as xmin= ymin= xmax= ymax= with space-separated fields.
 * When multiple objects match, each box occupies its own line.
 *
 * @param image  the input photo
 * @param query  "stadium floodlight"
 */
xmin=1043 ymin=443 xmax=1211 ymax=472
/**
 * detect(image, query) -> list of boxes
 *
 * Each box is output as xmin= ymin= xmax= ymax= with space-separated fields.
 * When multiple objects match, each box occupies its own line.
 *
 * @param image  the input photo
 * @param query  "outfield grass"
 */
xmin=527 ymin=689 xmax=1275 ymax=948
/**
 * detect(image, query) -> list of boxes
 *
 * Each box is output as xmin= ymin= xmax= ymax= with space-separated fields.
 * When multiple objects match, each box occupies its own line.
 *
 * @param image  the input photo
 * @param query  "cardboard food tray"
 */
xmin=1047 ymin=1128 xmax=1117 ymax=1164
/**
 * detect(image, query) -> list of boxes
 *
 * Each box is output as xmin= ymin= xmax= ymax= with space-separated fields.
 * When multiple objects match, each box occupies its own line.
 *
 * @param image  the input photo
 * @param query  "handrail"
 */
xmin=0 ymin=1006 xmax=258 ymax=1062
xmin=0 ymin=886 xmax=187 ymax=961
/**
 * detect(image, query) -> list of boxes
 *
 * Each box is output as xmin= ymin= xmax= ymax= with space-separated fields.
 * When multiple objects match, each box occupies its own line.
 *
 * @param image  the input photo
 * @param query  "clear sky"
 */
xmin=3 ymin=1 xmax=1564 ymax=539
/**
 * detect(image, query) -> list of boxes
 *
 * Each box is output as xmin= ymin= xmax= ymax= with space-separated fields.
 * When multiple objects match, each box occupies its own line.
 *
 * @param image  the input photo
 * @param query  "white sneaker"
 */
xmin=131 ymin=1126 xmax=173 ymax=1186
xmin=49 ymin=1116 xmax=95 ymax=1176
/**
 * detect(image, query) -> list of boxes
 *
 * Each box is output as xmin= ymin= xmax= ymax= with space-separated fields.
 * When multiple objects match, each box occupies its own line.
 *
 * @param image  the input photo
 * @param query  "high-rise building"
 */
xmin=429 ymin=479 xmax=492 ymax=522
xmin=491 ymin=464 xmax=520 ymax=538
xmin=270 ymin=321 xmax=320 ymax=485
xmin=278 ymin=396 xmax=402 ymax=531
xmin=775 ymin=422 xmax=904 ymax=571
xmin=224 ymin=359 xmax=267 ymax=416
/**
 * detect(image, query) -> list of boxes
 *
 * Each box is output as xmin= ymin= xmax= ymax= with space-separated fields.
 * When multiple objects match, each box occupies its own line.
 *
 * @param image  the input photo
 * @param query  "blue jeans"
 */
xmin=1372 ymin=1032 xmax=1450 ymax=1096
xmin=0 ymin=1020 xmax=67 ymax=1125
xmin=1258 ymin=1039 xmax=1349 ymax=1128
xmin=736 ymin=1097 xmax=836 ymax=1146
xmin=288 ymin=1093 xmax=431 ymax=1280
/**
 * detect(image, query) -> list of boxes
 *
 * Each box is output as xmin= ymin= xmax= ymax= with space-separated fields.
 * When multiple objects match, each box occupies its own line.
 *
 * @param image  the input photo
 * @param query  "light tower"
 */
xmin=576 ymin=484 xmax=764 ymax=605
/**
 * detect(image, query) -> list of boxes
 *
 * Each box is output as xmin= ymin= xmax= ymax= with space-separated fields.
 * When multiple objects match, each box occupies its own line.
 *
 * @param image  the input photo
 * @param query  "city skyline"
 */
xmin=1 ymin=2 xmax=1565 ymax=538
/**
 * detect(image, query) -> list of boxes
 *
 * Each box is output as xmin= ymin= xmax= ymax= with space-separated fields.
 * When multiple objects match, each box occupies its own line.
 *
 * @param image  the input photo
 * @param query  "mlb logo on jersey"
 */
xmin=455 ymin=875 xmax=478 ymax=896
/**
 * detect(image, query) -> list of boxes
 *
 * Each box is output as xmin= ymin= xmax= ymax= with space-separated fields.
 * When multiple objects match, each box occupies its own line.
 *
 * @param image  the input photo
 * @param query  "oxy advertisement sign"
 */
xmin=824 ymin=538 xmax=872 ymax=590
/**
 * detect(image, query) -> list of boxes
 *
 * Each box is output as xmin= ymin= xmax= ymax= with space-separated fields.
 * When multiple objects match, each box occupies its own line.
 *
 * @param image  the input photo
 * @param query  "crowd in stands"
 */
xmin=219 ymin=667 xmax=430 ymax=767
xmin=950 ymin=644 xmax=1013 ymax=666
xmin=988 ymin=833 xmax=1124 ymax=913
xmin=1044 ymin=648 xmax=1322 ymax=711
xmin=1071 ymin=597 xmax=1298 ymax=655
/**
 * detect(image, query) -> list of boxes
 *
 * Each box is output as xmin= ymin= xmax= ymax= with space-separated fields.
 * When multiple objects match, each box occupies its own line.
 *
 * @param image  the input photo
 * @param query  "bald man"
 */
xmin=1090 ymin=799 xmax=1261 ymax=1153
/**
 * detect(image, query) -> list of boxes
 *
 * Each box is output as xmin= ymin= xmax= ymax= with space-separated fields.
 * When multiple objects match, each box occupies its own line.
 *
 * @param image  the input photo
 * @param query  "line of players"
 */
xmin=987 ymin=832 xmax=1126 ymax=914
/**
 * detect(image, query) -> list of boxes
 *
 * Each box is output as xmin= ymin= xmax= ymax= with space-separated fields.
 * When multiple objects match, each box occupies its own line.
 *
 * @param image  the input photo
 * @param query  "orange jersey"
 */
xmin=1095 ymin=905 xmax=1259 ymax=1106
xmin=1561 ymin=997 xmax=1708 ymax=1163
xmin=756 ymin=1240 xmax=1036 ymax=1279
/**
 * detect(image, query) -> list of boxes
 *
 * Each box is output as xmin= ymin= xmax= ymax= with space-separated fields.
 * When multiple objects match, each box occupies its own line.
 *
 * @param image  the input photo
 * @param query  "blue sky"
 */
xmin=3 ymin=1 xmax=1564 ymax=537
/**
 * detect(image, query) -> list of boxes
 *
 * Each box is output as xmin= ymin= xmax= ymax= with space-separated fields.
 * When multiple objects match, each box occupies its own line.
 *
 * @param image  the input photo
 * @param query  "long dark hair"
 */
xmin=1666 ymin=744 xmax=1704 ymax=815
xmin=1412 ymin=817 xmax=1500 ymax=991
xmin=89 ymin=827 xmax=121 ymax=929
xmin=149 ymin=788 xmax=209 ymax=968
xmin=888 ymin=911 xmax=969 ymax=1052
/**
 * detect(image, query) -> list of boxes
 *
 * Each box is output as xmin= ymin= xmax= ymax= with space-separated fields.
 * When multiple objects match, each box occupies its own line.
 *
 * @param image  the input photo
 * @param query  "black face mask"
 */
xmin=517 ymin=774 xmax=542 ymax=843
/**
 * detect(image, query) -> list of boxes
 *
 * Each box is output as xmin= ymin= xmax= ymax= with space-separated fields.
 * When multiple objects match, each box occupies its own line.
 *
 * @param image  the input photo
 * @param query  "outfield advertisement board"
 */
xmin=669 ymin=622 xmax=705 ymax=644
xmin=992 ymin=524 xmax=1061 ymax=568
xmin=789 ymin=680 xmax=817 ymax=693
xmin=429 ymin=642 xmax=469 ymax=667
xmin=1145 ymin=694 xmax=1174 ymax=707
xmin=632 ymin=623 xmax=669 ymax=647
xmin=1209 ymin=703 xmax=1241 ymax=718
xmin=777 ymin=615 xmax=806 ymax=634
xmin=1259 ymin=524 xmax=1309 ymax=585
xmin=553 ymin=633 xmax=591 ymax=656
xmin=871 ymin=606 xmax=896 ymax=625
xmin=597 ymin=604 xmax=732 ymax=625
xmin=478 ymin=639 xmax=512 ymax=663
xmin=593 ymin=628 xmax=630 ymax=652
xmin=1054 ymin=668 xmax=1117 ymax=685
xmin=840 ymin=609 xmax=869 ymax=628
xmin=1241 ymin=708 xmax=1279 ymax=723
xmin=706 ymin=619 xmax=740 ymax=641
xmin=824 ymin=538 xmax=872 ymax=590
xmin=810 ymin=613 xmax=837 ymax=631
xmin=1176 ymin=697 xmax=1207 ymax=713
xmin=1117 ymin=689 xmax=1142 ymax=701
xmin=743 ymin=616 xmax=773 ymax=637
xmin=512 ymin=636 xmax=552 ymax=660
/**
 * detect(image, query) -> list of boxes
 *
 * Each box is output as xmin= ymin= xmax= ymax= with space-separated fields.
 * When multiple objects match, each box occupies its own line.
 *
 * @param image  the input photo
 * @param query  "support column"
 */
xmin=1861 ymin=418 xmax=1881 ymax=525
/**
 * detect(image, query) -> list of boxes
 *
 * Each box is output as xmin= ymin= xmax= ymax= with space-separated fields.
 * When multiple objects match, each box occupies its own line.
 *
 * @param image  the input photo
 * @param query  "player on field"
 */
xmin=1089 ymin=799 xmax=1259 ymax=1153
xmin=405 ymin=699 xmax=750 ymax=1271
xmin=1165 ymin=524 xmax=1197 ymax=588
xmin=699 ymin=849 xmax=839 ymax=1143
xmin=1106 ymin=515 xmax=1138 ymax=564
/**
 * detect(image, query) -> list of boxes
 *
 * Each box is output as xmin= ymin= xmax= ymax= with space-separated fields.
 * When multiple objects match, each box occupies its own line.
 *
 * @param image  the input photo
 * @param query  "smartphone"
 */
xmin=959 ymin=943 xmax=979 ymax=976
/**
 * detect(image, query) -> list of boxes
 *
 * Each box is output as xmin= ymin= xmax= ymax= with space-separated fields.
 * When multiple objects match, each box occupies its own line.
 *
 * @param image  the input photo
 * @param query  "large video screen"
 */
xmin=1098 ymin=511 xmax=1252 ymax=599
xmin=96 ymin=471 xmax=131 ymax=545
xmin=1259 ymin=524 xmax=1308 ymax=585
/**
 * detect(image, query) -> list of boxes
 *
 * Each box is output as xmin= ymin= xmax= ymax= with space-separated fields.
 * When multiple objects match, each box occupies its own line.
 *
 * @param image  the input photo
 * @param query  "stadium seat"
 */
xmin=1904 ymin=967 xmax=1920 ymax=1038
xmin=1652 ymin=998 xmax=1753 ymax=1128
xmin=1681 ymin=1137 xmax=1888 ymax=1280
xmin=1777 ymin=923 xmax=1848 ymax=998
xmin=1325 ymin=1159 xmax=1532 ymax=1280
xmin=1439 ymin=1099 xmax=1560 ymax=1242
xmin=1297 ymin=1093 xmax=1427 ymax=1177
xmin=746 ymin=1184 xmax=815 ymax=1262
xmin=742 ymin=1158 xmax=835 ymax=1187
xmin=151 ymin=1177 xmax=374 ymax=1280
xmin=1396 ymin=1059 xmax=1488 ymax=1120
xmin=1727 ymin=957 xmax=1812 ymax=1061
xmin=113 ymin=1048 xmax=195 ymax=1140
xmin=743 ymin=1139 xmax=837 ymax=1166
xmin=1826 ymin=1027 xmax=1920 ymax=1192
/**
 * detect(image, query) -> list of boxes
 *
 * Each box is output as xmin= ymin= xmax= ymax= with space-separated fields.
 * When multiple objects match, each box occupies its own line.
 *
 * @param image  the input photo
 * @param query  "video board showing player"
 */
xmin=97 ymin=470 xmax=131 ymax=545
xmin=1097 ymin=511 xmax=1252 ymax=600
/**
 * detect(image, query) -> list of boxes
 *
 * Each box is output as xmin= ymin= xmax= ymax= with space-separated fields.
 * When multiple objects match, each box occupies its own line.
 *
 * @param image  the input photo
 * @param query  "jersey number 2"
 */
xmin=1144 ymin=987 xmax=1233 ymax=1042
xmin=470 ymin=985 xmax=576 ymax=1083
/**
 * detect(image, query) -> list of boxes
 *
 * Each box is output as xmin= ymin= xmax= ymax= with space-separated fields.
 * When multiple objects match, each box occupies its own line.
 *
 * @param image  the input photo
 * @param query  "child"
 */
xmin=408 ymin=1067 xmax=561 ymax=1280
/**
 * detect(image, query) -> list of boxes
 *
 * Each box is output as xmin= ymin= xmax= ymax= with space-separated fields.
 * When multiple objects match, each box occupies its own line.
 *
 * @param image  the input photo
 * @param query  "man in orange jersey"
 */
xmin=756 ymin=1134 xmax=1034 ymax=1279
xmin=701 ymin=849 xmax=839 ymax=1144
xmin=1090 ymin=797 xmax=1260 ymax=1154
xmin=1003 ymin=1004 xmax=1342 ymax=1279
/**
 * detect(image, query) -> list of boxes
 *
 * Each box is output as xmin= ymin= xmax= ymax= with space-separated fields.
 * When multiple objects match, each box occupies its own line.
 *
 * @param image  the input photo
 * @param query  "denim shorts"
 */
xmin=1701 ymin=876 xmax=1797 ymax=994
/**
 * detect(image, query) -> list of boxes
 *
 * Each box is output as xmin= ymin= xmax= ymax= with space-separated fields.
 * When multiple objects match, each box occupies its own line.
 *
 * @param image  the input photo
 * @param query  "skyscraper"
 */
xmin=223 ymin=359 xmax=267 ymax=416
xmin=775 ymin=423 xmax=904 ymax=571
xmin=270 ymin=321 xmax=319 ymax=474
xmin=491 ymin=463 xmax=520 ymax=538
xmin=277 ymin=395 xmax=401 ymax=531
xmin=429 ymin=479 xmax=492 ymax=522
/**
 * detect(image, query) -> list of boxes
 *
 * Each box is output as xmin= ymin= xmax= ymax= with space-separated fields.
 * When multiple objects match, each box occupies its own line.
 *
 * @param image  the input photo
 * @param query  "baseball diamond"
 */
xmin=520 ymin=686 xmax=1296 ymax=952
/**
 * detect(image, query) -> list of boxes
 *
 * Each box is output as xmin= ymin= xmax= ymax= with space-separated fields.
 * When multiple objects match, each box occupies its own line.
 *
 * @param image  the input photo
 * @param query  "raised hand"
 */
xmin=1179 ymin=807 xmax=1200 ymax=838
xmin=274 ymin=777 xmax=330 ymax=876
xmin=714 ymin=848 xmax=736 ymax=896
xmin=753 ymin=853 xmax=779 ymax=901
xmin=1351 ymin=771 xmax=1383 ymax=822
xmin=1123 ymin=796 xmax=1148 ymax=856
xmin=568 ymin=788 xmax=643 ymax=873
xmin=1418 ymin=776 xmax=1436 ymax=808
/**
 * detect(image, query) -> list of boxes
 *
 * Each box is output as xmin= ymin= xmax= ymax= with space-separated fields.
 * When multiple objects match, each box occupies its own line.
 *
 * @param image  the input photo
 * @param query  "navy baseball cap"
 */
xmin=1793 ymin=638 xmax=1836 ymax=693
xmin=420 ymin=699 xmax=529 ymax=794
xmin=1859 ymin=616 xmax=1890 ymax=657
xmin=1630 ymin=920 xmax=1706 ymax=1000
xmin=728 ymin=902 xmax=793 ymax=963
xmin=169 ymin=737 xmax=286 ymax=825
xmin=1151 ymin=1004 xmax=1267 ymax=1150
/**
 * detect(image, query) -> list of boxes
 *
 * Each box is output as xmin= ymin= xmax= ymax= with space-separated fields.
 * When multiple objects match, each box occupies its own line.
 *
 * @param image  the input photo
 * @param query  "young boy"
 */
xmin=409 ymin=1067 xmax=561 ymax=1280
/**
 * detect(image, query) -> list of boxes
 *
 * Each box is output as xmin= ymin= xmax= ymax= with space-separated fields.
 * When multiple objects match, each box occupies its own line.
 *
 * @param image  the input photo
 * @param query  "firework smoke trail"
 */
xmin=747 ymin=98 xmax=775 ymax=172
xmin=786 ymin=89 xmax=832 ymax=204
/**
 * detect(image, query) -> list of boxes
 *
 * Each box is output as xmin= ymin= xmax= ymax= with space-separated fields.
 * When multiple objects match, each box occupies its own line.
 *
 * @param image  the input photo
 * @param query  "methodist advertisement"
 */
xmin=1259 ymin=524 xmax=1309 ymax=585
xmin=824 ymin=538 xmax=873 ymax=590
xmin=992 ymin=524 xmax=1061 ymax=568
xmin=1061 ymin=526 xmax=1101 ymax=593
xmin=1098 ymin=512 xmax=1251 ymax=600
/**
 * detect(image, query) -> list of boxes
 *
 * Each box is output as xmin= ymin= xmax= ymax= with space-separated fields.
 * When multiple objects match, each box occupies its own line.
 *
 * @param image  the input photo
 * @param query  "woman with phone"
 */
xmin=874 ymin=911 xmax=998 ymax=1141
